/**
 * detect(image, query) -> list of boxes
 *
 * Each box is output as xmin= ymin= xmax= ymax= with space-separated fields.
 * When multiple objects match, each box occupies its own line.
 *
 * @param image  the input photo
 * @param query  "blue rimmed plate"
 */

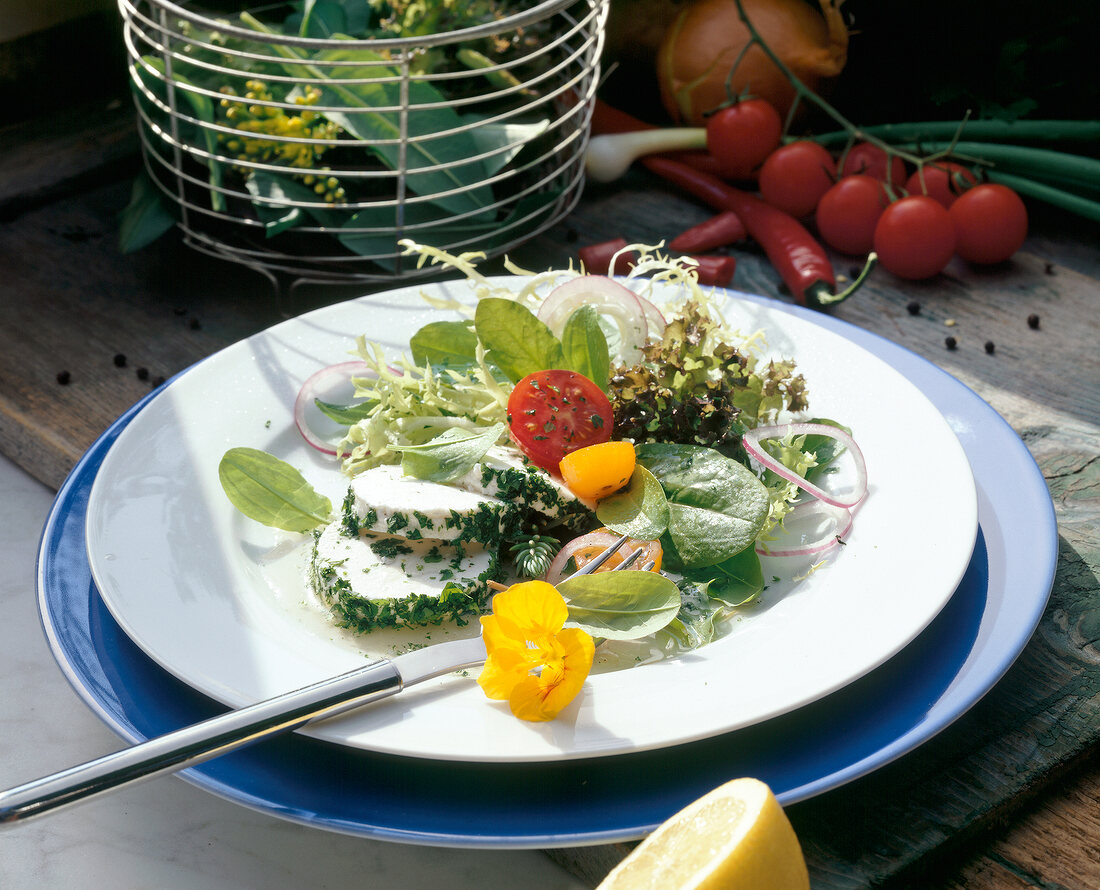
xmin=36 ymin=290 xmax=1055 ymax=846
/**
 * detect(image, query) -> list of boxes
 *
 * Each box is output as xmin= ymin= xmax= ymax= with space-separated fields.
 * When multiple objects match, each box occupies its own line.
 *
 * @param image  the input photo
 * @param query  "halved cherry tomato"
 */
xmin=873 ymin=195 xmax=956 ymax=280
xmin=758 ymin=140 xmax=837 ymax=218
xmin=905 ymin=161 xmax=977 ymax=209
xmin=559 ymin=441 xmax=636 ymax=499
xmin=841 ymin=142 xmax=907 ymax=185
xmin=507 ymin=369 xmax=613 ymax=471
xmin=949 ymin=183 xmax=1028 ymax=264
xmin=705 ymin=99 xmax=783 ymax=181
xmin=814 ymin=174 xmax=888 ymax=255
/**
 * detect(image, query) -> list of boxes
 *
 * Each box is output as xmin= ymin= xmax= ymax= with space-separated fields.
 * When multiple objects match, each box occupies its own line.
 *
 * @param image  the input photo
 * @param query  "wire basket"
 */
xmin=119 ymin=0 xmax=608 ymax=285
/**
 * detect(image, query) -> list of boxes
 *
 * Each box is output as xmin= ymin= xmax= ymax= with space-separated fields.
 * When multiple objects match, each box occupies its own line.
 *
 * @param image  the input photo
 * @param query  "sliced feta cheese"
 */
xmin=310 ymin=521 xmax=498 ymax=632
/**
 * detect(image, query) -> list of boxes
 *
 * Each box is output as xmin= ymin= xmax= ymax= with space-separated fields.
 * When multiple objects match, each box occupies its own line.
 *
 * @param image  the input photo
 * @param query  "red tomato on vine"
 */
xmin=873 ymin=196 xmax=956 ymax=280
xmin=949 ymin=184 xmax=1028 ymax=264
xmin=905 ymin=162 xmax=978 ymax=209
xmin=758 ymin=140 xmax=837 ymax=218
xmin=705 ymin=99 xmax=783 ymax=181
xmin=814 ymin=174 xmax=888 ymax=256
xmin=841 ymin=142 xmax=907 ymax=185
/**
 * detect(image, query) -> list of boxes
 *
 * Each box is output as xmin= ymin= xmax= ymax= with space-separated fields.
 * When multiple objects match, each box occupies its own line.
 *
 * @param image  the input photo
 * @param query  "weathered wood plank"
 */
xmin=942 ymin=758 xmax=1100 ymax=889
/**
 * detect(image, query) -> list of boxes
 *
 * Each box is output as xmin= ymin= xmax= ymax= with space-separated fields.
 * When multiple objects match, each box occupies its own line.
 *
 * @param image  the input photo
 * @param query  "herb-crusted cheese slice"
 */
xmin=310 ymin=521 xmax=499 ymax=632
xmin=342 ymin=450 xmax=595 ymax=548
xmin=343 ymin=463 xmax=509 ymax=542
xmin=458 ymin=446 xmax=595 ymax=529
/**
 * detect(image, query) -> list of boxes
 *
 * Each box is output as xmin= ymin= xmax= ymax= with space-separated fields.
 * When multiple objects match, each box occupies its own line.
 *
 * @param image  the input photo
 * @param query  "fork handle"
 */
xmin=0 ymin=659 xmax=402 ymax=827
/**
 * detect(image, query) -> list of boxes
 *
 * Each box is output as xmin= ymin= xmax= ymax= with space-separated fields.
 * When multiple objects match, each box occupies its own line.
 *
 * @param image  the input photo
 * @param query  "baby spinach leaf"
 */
xmin=410 ymin=320 xmax=479 ymax=369
xmin=219 ymin=447 xmax=332 ymax=532
xmin=801 ymin=418 xmax=851 ymax=484
xmin=474 ymin=298 xmax=564 ymax=383
xmin=559 ymin=570 xmax=682 ymax=641
xmin=596 ymin=464 xmax=669 ymax=540
xmin=388 ymin=422 xmax=505 ymax=483
xmin=684 ymin=547 xmax=764 ymax=607
xmin=561 ymin=305 xmax=610 ymax=388
xmin=636 ymin=443 xmax=770 ymax=569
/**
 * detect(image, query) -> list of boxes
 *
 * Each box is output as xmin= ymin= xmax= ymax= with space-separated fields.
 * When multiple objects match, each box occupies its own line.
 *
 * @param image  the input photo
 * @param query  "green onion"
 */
xmin=813 ymin=119 xmax=1100 ymax=148
xmin=981 ymin=172 xmax=1100 ymax=223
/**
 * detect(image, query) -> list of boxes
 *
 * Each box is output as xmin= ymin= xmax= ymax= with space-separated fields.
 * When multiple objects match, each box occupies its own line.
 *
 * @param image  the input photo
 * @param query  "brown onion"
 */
xmin=657 ymin=0 xmax=850 ymax=126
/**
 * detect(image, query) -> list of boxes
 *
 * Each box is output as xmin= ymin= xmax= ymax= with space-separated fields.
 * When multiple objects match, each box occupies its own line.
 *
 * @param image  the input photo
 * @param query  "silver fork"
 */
xmin=0 ymin=534 xmax=646 ymax=827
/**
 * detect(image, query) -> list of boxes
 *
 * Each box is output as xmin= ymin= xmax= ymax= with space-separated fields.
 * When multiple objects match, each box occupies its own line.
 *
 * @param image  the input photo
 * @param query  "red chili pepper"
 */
xmin=591 ymin=99 xmax=653 ymax=136
xmin=687 ymin=254 xmax=737 ymax=286
xmin=578 ymin=238 xmax=634 ymax=275
xmin=643 ymin=156 xmax=871 ymax=308
xmin=662 ymin=150 xmax=728 ymax=179
xmin=670 ymin=211 xmax=747 ymax=252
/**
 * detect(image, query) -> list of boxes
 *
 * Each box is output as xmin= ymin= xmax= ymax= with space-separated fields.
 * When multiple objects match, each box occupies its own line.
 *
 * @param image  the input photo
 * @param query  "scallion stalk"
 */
xmin=813 ymin=119 xmax=1100 ymax=148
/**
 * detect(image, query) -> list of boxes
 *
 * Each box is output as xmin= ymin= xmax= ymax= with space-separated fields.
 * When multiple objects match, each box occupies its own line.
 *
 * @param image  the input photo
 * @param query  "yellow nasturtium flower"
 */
xmin=477 ymin=580 xmax=595 ymax=722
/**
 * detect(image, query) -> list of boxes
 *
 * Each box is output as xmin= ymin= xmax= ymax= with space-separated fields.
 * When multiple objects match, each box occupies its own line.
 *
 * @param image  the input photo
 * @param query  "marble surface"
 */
xmin=0 ymin=454 xmax=588 ymax=889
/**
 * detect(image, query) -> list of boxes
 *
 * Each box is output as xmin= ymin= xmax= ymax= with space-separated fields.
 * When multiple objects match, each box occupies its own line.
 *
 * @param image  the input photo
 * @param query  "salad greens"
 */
xmin=219 ymin=243 xmax=855 ymax=656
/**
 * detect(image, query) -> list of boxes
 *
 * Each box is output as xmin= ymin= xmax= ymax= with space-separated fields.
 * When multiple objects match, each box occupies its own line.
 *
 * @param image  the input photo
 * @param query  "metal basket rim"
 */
xmin=128 ymin=0 xmax=588 ymax=51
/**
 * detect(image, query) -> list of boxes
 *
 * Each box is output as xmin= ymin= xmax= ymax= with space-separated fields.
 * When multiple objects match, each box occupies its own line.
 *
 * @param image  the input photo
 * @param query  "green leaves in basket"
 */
xmin=337 ymin=189 xmax=562 ymax=267
xmin=119 ymin=169 xmax=178 ymax=253
xmin=239 ymin=14 xmax=494 ymax=216
xmin=134 ymin=56 xmax=225 ymax=212
xmin=299 ymin=0 xmax=348 ymax=38
xmin=245 ymin=172 xmax=346 ymax=237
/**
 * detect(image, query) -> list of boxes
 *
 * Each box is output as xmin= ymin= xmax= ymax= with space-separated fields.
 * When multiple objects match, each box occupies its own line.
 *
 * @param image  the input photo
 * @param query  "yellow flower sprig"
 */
xmin=217 ymin=79 xmax=346 ymax=203
xmin=477 ymin=581 xmax=595 ymax=723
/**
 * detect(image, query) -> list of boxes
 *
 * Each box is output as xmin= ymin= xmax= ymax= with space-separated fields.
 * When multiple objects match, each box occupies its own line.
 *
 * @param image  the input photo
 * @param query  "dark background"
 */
xmin=600 ymin=0 xmax=1098 ymax=136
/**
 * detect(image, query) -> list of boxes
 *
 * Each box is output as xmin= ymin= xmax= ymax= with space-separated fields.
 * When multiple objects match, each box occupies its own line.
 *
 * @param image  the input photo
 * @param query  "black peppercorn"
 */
xmin=56 ymin=370 xmax=71 ymax=385
xmin=945 ymin=336 xmax=957 ymax=350
xmin=1027 ymin=313 xmax=1040 ymax=330
xmin=136 ymin=367 xmax=150 ymax=381
xmin=113 ymin=353 xmax=127 ymax=368
xmin=984 ymin=340 xmax=995 ymax=354
xmin=906 ymin=300 xmax=920 ymax=316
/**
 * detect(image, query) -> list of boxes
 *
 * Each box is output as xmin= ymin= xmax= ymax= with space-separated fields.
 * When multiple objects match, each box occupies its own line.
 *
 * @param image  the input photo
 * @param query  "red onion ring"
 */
xmin=293 ymin=361 xmax=373 ymax=456
xmin=542 ymin=530 xmax=622 ymax=585
xmin=755 ymin=500 xmax=853 ymax=558
xmin=633 ymin=290 xmax=667 ymax=340
xmin=742 ymin=422 xmax=867 ymax=508
xmin=538 ymin=276 xmax=648 ymax=365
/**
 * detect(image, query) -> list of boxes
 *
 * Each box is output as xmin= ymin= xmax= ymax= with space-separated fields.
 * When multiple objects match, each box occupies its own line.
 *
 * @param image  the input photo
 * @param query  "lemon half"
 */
xmin=596 ymin=777 xmax=809 ymax=890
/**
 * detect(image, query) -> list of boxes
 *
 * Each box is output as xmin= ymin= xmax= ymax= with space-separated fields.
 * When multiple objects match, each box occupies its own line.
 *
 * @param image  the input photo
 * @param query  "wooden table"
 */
xmin=2 ymin=94 xmax=1097 ymax=889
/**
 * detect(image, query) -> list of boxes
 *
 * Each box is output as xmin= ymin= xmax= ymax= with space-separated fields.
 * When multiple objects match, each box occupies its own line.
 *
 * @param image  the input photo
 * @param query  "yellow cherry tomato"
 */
xmin=558 ymin=441 xmax=636 ymax=500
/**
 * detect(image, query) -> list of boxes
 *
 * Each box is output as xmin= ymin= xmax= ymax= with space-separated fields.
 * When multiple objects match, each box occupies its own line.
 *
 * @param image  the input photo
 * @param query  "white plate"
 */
xmin=85 ymin=278 xmax=977 ymax=763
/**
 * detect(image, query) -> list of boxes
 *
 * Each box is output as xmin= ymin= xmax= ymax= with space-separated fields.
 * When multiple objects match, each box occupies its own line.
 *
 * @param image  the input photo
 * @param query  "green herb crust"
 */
xmin=309 ymin=529 xmax=503 ymax=632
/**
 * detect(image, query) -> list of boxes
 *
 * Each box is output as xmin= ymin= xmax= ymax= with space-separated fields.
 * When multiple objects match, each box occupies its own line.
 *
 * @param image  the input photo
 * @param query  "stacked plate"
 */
xmin=38 ymin=281 xmax=1056 ymax=847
